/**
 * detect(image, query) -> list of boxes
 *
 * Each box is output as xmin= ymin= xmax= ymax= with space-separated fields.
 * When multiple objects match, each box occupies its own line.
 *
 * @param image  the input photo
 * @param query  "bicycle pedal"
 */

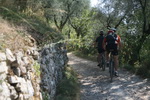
xmin=114 ymin=72 xmax=119 ymax=77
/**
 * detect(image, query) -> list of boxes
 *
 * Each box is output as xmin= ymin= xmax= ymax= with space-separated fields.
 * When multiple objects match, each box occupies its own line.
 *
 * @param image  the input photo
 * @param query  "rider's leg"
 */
xmin=114 ymin=55 xmax=119 ymax=71
xmin=113 ymin=47 xmax=119 ymax=76
xmin=105 ymin=52 xmax=109 ymax=62
xmin=97 ymin=48 xmax=104 ymax=66
xmin=105 ymin=45 xmax=110 ymax=67
xmin=105 ymin=51 xmax=110 ymax=67
xmin=97 ymin=53 xmax=101 ymax=64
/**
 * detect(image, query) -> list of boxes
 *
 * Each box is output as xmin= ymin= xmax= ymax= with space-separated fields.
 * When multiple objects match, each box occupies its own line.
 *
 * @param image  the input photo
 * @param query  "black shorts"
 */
xmin=106 ymin=44 xmax=118 ymax=55
xmin=97 ymin=48 xmax=105 ymax=54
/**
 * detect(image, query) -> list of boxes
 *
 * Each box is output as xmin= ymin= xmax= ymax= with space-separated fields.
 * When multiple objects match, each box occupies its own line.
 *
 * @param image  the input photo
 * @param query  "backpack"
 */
xmin=105 ymin=33 xmax=117 ymax=45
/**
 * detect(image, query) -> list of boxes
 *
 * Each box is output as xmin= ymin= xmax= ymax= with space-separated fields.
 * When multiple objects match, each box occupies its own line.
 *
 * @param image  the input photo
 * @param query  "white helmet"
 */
xmin=110 ymin=28 xmax=116 ymax=32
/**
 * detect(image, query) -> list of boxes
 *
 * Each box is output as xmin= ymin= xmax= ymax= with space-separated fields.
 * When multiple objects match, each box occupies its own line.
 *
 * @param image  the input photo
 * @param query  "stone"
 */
xmin=8 ymin=75 xmax=19 ymax=84
xmin=0 ymin=73 xmax=7 ymax=80
xmin=9 ymin=86 xmax=18 ymax=99
xmin=27 ymin=80 xmax=34 ymax=97
xmin=16 ymin=78 xmax=28 ymax=93
xmin=6 ymin=48 xmax=15 ymax=62
xmin=22 ymin=57 xmax=30 ymax=65
xmin=42 ymin=48 xmax=50 ymax=56
xmin=19 ymin=66 xmax=27 ymax=75
xmin=0 ymin=52 xmax=6 ymax=61
xmin=12 ymin=67 xmax=21 ymax=76
xmin=15 ymin=51 xmax=24 ymax=65
xmin=0 ymin=42 xmax=43 ymax=100
xmin=18 ymin=93 xmax=24 ymax=100
xmin=11 ymin=60 xmax=19 ymax=67
xmin=27 ymin=71 xmax=31 ymax=80
xmin=27 ymin=64 xmax=32 ymax=71
xmin=16 ymin=79 xmax=34 ymax=99
xmin=0 ymin=82 xmax=11 ymax=99
xmin=26 ymin=49 xmax=31 ymax=55
xmin=40 ymin=43 xmax=68 ymax=100
xmin=33 ymin=50 xmax=39 ymax=60
xmin=23 ymin=94 xmax=31 ymax=100
xmin=0 ymin=62 xmax=9 ymax=74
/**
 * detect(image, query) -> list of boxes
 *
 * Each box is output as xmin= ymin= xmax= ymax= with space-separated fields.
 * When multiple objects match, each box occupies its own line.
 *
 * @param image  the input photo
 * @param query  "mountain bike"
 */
xmin=97 ymin=52 xmax=105 ymax=71
xmin=109 ymin=50 xmax=114 ymax=82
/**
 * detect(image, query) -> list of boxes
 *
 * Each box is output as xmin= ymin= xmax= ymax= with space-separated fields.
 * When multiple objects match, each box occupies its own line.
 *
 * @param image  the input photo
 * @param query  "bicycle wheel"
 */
xmin=109 ymin=59 xmax=114 ymax=82
xmin=102 ymin=56 xmax=105 ymax=71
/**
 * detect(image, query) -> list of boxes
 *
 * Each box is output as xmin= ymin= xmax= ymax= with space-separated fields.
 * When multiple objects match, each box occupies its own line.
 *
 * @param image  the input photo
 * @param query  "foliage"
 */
xmin=55 ymin=65 xmax=79 ymax=100
xmin=67 ymin=0 xmax=150 ymax=78
xmin=1 ymin=0 xmax=150 ymax=80
xmin=33 ymin=61 xmax=41 ymax=77
xmin=42 ymin=91 xmax=50 ymax=100
xmin=0 ymin=6 xmax=64 ymax=46
xmin=136 ymin=36 xmax=150 ymax=78
xmin=43 ymin=0 xmax=90 ymax=32
xmin=69 ymin=9 xmax=93 ymax=38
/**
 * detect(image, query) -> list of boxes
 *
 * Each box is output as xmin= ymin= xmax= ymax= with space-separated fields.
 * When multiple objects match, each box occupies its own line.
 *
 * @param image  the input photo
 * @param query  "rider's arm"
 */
xmin=103 ymin=38 xmax=106 ymax=50
xmin=94 ymin=37 xmax=98 ymax=48
xmin=117 ymin=35 xmax=122 ymax=49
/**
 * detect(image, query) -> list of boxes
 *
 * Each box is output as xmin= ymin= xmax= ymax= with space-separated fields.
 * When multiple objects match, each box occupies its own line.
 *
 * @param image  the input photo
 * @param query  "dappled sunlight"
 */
xmin=110 ymin=85 xmax=122 ymax=90
xmin=68 ymin=53 xmax=150 ymax=100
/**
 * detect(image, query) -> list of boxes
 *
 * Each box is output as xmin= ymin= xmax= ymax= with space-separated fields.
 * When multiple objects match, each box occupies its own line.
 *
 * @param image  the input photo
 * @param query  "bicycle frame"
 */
xmin=101 ymin=53 xmax=105 ymax=71
xmin=97 ymin=52 xmax=105 ymax=71
xmin=109 ymin=51 xmax=114 ymax=82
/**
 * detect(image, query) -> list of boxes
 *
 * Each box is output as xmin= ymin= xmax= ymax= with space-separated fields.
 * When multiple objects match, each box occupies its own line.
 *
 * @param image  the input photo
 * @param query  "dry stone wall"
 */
xmin=0 ymin=42 xmax=68 ymax=100
xmin=0 ymin=47 xmax=42 ymax=100
xmin=40 ymin=43 xmax=68 ymax=100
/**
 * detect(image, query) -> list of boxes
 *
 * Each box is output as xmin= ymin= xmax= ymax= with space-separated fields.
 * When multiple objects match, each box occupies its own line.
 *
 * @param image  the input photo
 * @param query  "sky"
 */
xmin=90 ymin=0 xmax=99 ymax=7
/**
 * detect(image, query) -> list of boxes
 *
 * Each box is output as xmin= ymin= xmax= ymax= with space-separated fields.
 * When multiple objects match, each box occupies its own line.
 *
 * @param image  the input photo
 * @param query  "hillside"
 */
xmin=0 ymin=7 xmax=67 ymax=100
xmin=0 ymin=12 xmax=68 ymax=100
xmin=0 ymin=7 xmax=64 ymax=49
xmin=0 ymin=16 xmax=36 ymax=52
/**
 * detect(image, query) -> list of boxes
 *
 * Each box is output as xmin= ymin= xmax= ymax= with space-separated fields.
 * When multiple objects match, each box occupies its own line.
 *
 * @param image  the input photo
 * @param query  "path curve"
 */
xmin=67 ymin=53 xmax=150 ymax=100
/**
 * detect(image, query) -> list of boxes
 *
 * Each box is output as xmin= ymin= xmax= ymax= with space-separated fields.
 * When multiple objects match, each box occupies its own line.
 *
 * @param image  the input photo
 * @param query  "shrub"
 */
xmin=136 ymin=59 xmax=150 ymax=78
xmin=55 ymin=65 xmax=79 ymax=100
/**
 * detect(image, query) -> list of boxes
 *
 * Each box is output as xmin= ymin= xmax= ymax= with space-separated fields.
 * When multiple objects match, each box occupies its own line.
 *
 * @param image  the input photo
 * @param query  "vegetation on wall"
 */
xmin=55 ymin=65 xmax=80 ymax=100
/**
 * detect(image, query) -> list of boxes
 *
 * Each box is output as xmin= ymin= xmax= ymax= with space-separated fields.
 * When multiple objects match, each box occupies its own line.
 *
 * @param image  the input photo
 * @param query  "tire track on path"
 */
xmin=67 ymin=52 xmax=150 ymax=100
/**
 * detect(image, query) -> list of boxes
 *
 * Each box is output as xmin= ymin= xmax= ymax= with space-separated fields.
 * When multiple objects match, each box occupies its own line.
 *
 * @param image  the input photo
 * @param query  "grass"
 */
xmin=0 ymin=6 xmax=64 ymax=48
xmin=55 ymin=65 xmax=80 ymax=100
xmin=0 ymin=16 xmax=26 ymax=51
xmin=33 ymin=61 xmax=41 ymax=77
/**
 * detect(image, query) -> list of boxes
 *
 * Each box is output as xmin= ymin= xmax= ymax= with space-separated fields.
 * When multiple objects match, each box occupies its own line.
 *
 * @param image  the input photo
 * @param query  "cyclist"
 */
xmin=103 ymin=28 xmax=122 ymax=76
xmin=94 ymin=30 xmax=105 ymax=67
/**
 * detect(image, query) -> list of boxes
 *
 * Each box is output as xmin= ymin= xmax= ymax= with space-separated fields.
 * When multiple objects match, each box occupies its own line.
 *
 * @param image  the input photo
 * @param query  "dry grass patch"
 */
xmin=0 ymin=17 xmax=35 ymax=52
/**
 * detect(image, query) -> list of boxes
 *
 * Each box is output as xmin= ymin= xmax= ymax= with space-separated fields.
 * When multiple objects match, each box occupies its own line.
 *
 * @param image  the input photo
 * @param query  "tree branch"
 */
xmin=138 ymin=0 xmax=147 ymax=33
xmin=115 ymin=13 xmax=127 ymax=29
xmin=54 ymin=15 xmax=60 ymax=30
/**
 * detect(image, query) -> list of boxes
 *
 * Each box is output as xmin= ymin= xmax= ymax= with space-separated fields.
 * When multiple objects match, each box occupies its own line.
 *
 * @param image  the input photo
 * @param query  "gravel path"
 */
xmin=67 ymin=53 xmax=150 ymax=100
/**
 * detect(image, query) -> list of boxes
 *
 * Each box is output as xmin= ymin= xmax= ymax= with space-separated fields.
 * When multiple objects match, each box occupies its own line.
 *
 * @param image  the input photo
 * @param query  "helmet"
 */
xmin=107 ymin=30 xmax=114 ymax=34
xmin=110 ymin=28 xmax=116 ymax=32
xmin=99 ymin=30 xmax=104 ymax=35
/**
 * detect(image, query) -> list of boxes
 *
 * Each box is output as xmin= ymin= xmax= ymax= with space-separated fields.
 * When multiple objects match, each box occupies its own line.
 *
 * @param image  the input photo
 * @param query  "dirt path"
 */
xmin=67 ymin=53 xmax=150 ymax=100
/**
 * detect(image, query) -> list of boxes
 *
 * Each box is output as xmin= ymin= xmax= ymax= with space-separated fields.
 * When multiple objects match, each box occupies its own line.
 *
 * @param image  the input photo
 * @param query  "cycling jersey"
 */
xmin=103 ymin=34 xmax=121 ymax=55
xmin=95 ymin=35 xmax=105 ymax=53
